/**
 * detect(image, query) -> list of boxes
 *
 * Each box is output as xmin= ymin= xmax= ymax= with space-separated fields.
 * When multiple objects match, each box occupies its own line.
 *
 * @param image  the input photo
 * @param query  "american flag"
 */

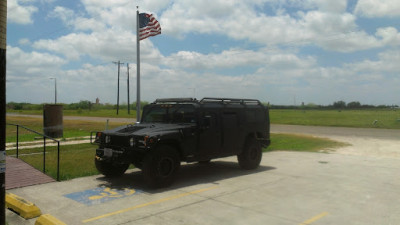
xmin=139 ymin=13 xmax=161 ymax=41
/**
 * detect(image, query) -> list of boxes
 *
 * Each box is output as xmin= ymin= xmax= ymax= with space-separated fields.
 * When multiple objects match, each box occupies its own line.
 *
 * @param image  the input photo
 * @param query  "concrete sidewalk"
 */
xmin=6 ymin=151 xmax=400 ymax=225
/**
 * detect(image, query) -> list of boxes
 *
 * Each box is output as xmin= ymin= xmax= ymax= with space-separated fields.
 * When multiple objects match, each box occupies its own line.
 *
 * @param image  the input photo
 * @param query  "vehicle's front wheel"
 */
xmin=237 ymin=138 xmax=262 ymax=170
xmin=142 ymin=145 xmax=180 ymax=188
xmin=95 ymin=157 xmax=129 ymax=177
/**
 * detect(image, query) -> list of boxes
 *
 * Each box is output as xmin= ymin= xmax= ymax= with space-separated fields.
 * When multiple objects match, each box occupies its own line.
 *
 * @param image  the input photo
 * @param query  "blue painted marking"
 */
xmin=64 ymin=187 xmax=142 ymax=206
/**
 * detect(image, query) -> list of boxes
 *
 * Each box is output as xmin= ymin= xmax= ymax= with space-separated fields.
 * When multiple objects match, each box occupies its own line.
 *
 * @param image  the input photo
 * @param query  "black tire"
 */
xmin=142 ymin=145 xmax=180 ymax=188
xmin=95 ymin=158 xmax=129 ymax=177
xmin=237 ymin=138 xmax=262 ymax=170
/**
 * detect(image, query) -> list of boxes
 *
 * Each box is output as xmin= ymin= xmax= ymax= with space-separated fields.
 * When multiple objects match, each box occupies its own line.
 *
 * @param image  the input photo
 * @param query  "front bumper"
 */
xmin=96 ymin=148 xmax=128 ymax=162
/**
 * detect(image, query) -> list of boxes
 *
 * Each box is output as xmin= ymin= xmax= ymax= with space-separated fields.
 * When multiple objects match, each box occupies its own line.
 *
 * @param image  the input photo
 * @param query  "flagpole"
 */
xmin=136 ymin=7 xmax=141 ymax=122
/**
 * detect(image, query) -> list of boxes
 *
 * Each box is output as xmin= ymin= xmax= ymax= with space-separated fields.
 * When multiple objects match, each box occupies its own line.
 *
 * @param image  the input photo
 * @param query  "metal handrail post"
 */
xmin=6 ymin=123 xmax=61 ymax=180
xmin=57 ymin=141 xmax=60 ymax=181
xmin=43 ymin=137 xmax=46 ymax=173
xmin=16 ymin=125 xmax=19 ymax=158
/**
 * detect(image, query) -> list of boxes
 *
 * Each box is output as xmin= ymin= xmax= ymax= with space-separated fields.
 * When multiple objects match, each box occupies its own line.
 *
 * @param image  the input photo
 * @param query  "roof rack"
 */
xmin=154 ymin=98 xmax=198 ymax=104
xmin=200 ymin=97 xmax=262 ymax=105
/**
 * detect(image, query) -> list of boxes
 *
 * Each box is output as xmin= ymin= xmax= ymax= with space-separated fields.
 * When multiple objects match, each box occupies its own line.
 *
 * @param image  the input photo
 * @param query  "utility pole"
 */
xmin=127 ymin=63 xmax=130 ymax=114
xmin=113 ymin=61 xmax=124 ymax=115
xmin=0 ymin=1 xmax=7 ymax=224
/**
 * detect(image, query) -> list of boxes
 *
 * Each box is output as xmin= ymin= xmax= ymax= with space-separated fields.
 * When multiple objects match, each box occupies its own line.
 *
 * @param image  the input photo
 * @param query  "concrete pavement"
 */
xmin=5 ymin=117 xmax=400 ymax=224
xmin=7 ymin=151 xmax=400 ymax=225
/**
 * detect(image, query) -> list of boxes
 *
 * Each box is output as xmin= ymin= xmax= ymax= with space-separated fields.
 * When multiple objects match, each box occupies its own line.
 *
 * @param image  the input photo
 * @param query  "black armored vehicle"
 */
xmin=92 ymin=98 xmax=270 ymax=187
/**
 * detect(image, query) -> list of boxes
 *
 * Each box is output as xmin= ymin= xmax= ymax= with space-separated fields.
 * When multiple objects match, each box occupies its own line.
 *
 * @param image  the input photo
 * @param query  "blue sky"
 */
xmin=6 ymin=0 xmax=400 ymax=105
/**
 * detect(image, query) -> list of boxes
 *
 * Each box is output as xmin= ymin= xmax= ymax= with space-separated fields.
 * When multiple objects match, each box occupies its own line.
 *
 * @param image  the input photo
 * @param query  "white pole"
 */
xmin=136 ymin=8 xmax=141 ymax=122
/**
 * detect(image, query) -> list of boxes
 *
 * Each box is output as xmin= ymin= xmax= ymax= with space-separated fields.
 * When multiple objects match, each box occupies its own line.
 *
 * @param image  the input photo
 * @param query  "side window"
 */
xmin=203 ymin=112 xmax=217 ymax=128
xmin=246 ymin=109 xmax=265 ymax=123
xmin=171 ymin=105 xmax=196 ymax=123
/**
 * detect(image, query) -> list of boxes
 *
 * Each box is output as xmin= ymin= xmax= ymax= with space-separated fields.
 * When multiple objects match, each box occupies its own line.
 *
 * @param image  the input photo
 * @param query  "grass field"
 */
xmin=8 ymin=108 xmax=400 ymax=129
xmin=270 ymin=109 xmax=400 ymax=129
xmin=8 ymin=109 xmax=138 ymax=118
xmin=6 ymin=116 xmax=127 ymax=143
xmin=8 ymin=133 xmax=345 ymax=181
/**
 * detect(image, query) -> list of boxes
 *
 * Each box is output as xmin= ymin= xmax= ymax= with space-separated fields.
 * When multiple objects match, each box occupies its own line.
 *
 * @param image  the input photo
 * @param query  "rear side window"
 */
xmin=246 ymin=109 xmax=265 ymax=123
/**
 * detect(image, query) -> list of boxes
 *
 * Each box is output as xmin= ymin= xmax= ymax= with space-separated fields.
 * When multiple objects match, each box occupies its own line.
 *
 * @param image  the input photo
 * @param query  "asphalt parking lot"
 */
xmin=7 ymin=150 xmax=400 ymax=225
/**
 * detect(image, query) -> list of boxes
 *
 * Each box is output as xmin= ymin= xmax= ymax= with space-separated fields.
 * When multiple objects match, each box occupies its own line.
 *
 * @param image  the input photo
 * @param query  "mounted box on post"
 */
xmin=43 ymin=104 xmax=63 ymax=138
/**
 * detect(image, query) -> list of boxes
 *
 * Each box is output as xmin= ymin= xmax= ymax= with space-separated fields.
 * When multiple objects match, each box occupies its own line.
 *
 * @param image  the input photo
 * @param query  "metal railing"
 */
xmin=7 ymin=123 xmax=60 ymax=181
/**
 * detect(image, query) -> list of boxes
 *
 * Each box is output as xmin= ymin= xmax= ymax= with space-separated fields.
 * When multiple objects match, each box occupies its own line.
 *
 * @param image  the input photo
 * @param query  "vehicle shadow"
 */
xmin=96 ymin=160 xmax=275 ymax=194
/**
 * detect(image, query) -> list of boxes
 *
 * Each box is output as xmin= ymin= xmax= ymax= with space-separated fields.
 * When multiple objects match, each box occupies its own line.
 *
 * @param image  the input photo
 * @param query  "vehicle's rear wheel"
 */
xmin=237 ymin=138 xmax=262 ymax=170
xmin=95 ymin=157 xmax=130 ymax=177
xmin=142 ymin=145 xmax=180 ymax=188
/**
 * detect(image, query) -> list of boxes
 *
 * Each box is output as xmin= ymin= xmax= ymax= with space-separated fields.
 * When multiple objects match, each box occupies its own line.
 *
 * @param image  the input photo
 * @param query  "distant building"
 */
xmin=96 ymin=98 xmax=100 ymax=104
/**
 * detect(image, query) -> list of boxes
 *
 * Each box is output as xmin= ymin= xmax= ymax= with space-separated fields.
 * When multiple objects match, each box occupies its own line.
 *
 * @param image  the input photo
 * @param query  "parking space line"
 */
xmin=300 ymin=212 xmax=329 ymax=225
xmin=82 ymin=186 xmax=218 ymax=223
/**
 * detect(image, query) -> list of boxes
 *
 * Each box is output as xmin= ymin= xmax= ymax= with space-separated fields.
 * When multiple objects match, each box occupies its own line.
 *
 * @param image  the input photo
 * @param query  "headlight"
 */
xmin=105 ymin=135 xmax=111 ymax=143
xmin=95 ymin=132 xmax=102 ymax=143
xmin=139 ymin=136 xmax=155 ymax=147
xmin=130 ymin=138 xmax=135 ymax=147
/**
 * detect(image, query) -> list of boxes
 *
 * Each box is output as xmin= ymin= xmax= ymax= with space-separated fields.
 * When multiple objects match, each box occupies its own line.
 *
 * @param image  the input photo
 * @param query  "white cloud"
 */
xmin=7 ymin=45 xmax=66 ymax=75
xmin=73 ymin=17 xmax=106 ymax=32
xmin=159 ymin=0 xmax=393 ymax=52
xmin=7 ymin=0 xmax=38 ymax=24
xmin=355 ymin=0 xmax=400 ymax=18
xmin=320 ymin=27 xmax=400 ymax=52
xmin=163 ymin=48 xmax=316 ymax=72
xmin=18 ymin=38 xmax=30 ymax=45
xmin=32 ymin=29 xmax=162 ymax=62
xmin=347 ymin=49 xmax=400 ymax=74
xmin=312 ymin=0 xmax=347 ymax=13
xmin=80 ymin=0 xmax=163 ymax=31
xmin=6 ymin=0 xmax=400 ymax=105
xmin=6 ymin=46 xmax=68 ymax=103
xmin=375 ymin=27 xmax=400 ymax=46
xmin=48 ymin=6 xmax=75 ymax=26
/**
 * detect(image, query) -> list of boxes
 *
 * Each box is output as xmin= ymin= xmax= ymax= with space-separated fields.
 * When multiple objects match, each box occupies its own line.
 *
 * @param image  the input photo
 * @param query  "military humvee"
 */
xmin=92 ymin=98 xmax=270 ymax=187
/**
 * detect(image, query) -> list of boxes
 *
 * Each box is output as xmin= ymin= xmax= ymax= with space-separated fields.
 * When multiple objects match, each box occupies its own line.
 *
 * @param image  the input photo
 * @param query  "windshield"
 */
xmin=142 ymin=104 xmax=197 ymax=124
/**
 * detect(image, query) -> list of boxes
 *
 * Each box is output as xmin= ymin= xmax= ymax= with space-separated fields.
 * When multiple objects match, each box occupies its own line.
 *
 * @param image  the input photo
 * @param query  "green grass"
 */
xmin=12 ymin=134 xmax=346 ymax=181
xmin=8 ymin=109 xmax=138 ymax=118
xmin=6 ymin=116 xmax=127 ymax=143
xmin=266 ymin=133 xmax=349 ymax=153
xmin=270 ymin=109 xmax=400 ymax=129
xmin=9 ymin=108 xmax=400 ymax=129
xmin=14 ymin=143 xmax=100 ymax=181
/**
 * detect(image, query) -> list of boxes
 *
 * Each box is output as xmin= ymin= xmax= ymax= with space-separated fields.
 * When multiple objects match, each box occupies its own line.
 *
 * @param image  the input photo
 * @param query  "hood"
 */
xmin=103 ymin=123 xmax=195 ymax=136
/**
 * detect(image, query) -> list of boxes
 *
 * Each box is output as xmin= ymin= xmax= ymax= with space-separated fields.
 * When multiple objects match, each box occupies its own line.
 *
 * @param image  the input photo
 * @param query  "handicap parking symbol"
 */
xmin=64 ymin=187 xmax=142 ymax=206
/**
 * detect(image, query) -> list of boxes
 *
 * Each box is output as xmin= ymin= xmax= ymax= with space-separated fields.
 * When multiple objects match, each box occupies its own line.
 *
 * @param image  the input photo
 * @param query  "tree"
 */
xmin=347 ymin=101 xmax=361 ymax=109
xmin=333 ymin=101 xmax=346 ymax=109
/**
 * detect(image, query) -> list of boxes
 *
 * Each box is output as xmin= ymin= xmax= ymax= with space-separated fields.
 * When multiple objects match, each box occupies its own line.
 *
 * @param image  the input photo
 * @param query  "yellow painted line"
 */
xmin=35 ymin=214 xmax=67 ymax=225
xmin=82 ymin=186 xmax=218 ymax=223
xmin=300 ymin=212 xmax=329 ymax=225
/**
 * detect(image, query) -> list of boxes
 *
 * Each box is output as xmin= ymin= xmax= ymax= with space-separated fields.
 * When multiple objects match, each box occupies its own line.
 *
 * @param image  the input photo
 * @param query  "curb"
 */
xmin=5 ymin=192 xmax=41 ymax=219
xmin=35 ymin=214 xmax=67 ymax=225
xmin=6 ymin=192 xmax=66 ymax=224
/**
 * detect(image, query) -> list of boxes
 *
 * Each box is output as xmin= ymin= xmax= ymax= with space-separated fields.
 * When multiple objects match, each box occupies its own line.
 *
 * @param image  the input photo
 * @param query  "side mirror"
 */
xmin=203 ymin=116 xmax=211 ymax=129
